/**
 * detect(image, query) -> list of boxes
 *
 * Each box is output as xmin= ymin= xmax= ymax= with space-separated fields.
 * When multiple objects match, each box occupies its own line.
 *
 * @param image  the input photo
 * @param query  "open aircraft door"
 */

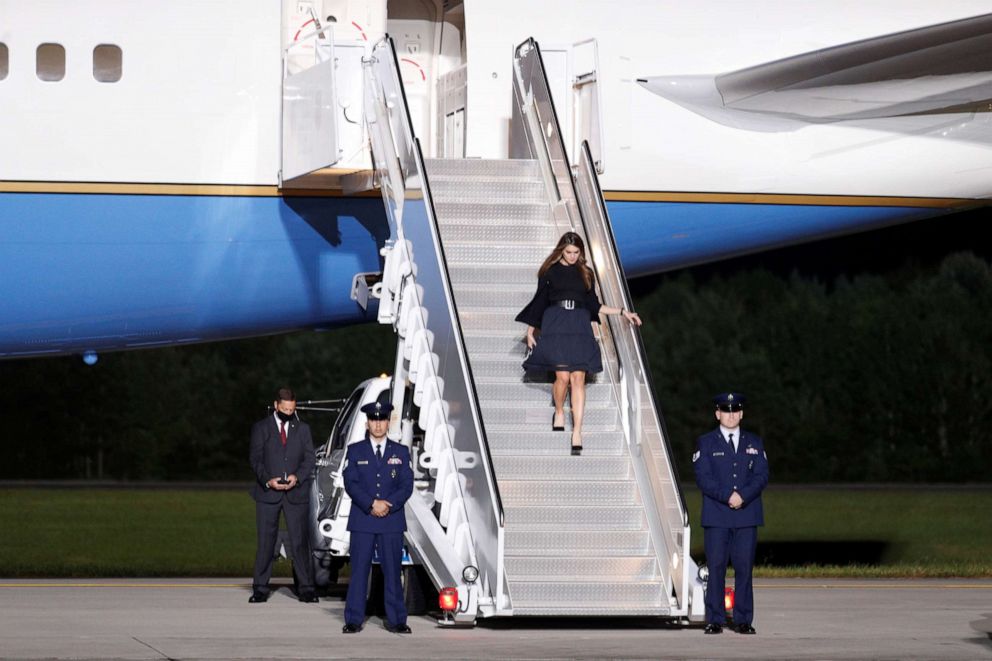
xmin=539 ymin=39 xmax=605 ymax=173
xmin=281 ymin=20 xmax=341 ymax=183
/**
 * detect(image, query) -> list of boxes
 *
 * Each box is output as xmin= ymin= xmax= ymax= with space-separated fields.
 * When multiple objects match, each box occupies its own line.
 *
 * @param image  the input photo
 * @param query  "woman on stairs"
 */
xmin=515 ymin=231 xmax=642 ymax=455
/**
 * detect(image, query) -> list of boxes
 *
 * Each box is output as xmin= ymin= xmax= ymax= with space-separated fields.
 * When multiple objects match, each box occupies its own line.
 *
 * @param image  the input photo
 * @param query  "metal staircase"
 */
xmin=427 ymin=157 xmax=672 ymax=614
xmin=354 ymin=35 xmax=702 ymax=622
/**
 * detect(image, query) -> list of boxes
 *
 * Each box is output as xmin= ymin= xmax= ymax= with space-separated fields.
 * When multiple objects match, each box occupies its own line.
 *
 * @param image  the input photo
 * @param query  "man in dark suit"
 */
xmin=341 ymin=400 xmax=414 ymax=634
xmin=693 ymin=392 xmax=770 ymax=635
xmin=248 ymin=387 xmax=317 ymax=604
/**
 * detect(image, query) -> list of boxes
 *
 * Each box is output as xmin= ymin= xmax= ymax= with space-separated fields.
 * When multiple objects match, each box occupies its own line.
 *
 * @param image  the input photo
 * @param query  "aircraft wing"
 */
xmin=638 ymin=12 xmax=992 ymax=130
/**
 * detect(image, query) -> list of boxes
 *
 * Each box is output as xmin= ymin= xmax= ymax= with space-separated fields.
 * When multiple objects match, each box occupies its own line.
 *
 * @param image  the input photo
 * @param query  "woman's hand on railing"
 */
xmin=622 ymin=309 xmax=643 ymax=326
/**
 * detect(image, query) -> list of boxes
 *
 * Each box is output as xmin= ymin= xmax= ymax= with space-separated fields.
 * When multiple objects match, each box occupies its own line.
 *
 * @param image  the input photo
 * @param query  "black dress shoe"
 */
xmin=552 ymin=412 xmax=565 ymax=431
xmin=342 ymin=623 xmax=362 ymax=634
xmin=386 ymin=623 xmax=412 ymax=634
xmin=248 ymin=591 xmax=268 ymax=603
xmin=570 ymin=444 xmax=583 ymax=456
xmin=735 ymin=623 xmax=756 ymax=635
xmin=298 ymin=591 xmax=319 ymax=603
xmin=703 ymin=623 xmax=723 ymax=634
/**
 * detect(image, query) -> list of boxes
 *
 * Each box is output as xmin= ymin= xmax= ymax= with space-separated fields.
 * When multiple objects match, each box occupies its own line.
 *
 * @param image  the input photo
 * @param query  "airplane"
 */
xmin=4 ymin=0 xmax=991 ymax=624
xmin=1 ymin=0 xmax=989 ymax=362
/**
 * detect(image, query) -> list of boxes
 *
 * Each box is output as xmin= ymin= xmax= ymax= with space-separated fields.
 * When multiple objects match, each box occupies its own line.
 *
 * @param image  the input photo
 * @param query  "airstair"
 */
xmin=360 ymin=36 xmax=703 ymax=622
xmin=427 ymin=158 xmax=668 ymax=614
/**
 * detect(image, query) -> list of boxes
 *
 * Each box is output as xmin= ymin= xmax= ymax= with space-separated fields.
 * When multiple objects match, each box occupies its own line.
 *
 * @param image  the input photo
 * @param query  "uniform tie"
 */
xmin=727 ymin=433 xmax=734 ymax=451
xmin=375 ymin=443 xmax=382 ymax=461
xmin=279 ymin=421 xmax=287 ymax=446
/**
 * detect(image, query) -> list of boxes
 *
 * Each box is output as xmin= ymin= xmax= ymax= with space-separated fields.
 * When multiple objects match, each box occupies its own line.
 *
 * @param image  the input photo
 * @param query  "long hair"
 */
xmin=538 ymin=232 xmax=594 ymax=290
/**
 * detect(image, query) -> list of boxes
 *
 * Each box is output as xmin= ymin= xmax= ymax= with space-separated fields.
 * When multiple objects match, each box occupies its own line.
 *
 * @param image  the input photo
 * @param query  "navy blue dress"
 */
xmin=516 ymin=262 xmax=603 ymax=374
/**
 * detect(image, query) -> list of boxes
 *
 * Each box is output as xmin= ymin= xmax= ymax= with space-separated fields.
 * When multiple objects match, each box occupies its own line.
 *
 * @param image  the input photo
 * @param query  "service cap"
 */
xmin=713 ymin=392 xmax=745 ymax=412
xmin=360 ymin=400 xmax=393 ymax=420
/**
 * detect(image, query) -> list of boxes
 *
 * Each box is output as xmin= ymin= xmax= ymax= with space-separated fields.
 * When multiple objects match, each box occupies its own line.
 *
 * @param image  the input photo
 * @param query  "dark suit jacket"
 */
xmin=249 ymin=415 xmax=315 ymax=505
xmin=343 ymin=436 xmax=413 ymax=533
xmin=693 ymin=427 xmax=769 ymax=528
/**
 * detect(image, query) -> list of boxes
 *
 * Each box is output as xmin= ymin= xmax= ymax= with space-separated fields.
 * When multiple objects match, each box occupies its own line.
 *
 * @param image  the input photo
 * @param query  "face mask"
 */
xmin=276 ymin=410 xmax=294 ymax=423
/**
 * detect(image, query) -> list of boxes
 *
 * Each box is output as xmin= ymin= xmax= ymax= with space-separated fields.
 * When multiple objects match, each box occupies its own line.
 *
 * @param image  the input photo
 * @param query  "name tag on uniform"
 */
xmin=712 ymin=451 xmax=725 ymax=457
xmin=357 ymin=460 xmax=369 ymax=465
xmin=387 ymin=457 xmax=402 ymax=465
xmin=746 ymin=447 xmax=759 ymax=455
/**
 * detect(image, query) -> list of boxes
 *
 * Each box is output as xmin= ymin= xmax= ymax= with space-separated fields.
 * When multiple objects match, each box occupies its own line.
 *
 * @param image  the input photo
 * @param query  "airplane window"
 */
xmin=93 ymin=44 xmax=122 ymax=83
xmin=0 ymin=43 xmax=8 ymax=80
xmin=36 ymin=43 xmax=65 ymax=82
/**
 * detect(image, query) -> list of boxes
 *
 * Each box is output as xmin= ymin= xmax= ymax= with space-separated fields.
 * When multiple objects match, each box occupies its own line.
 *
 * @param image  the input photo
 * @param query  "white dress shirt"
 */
xmin=720 ymin=425 xmax=739 ymax=452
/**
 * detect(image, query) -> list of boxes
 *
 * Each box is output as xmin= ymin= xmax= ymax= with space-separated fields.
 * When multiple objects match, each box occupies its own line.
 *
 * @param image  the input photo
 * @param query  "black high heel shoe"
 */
xmin=552 ymin=411 xmax=565 ymax=432
xmin=570 ymin=432 xmax=583 ymax=456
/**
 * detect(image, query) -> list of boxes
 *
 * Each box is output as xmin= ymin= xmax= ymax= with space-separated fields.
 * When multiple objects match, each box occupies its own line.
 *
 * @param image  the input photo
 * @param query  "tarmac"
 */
xmin=0 ymin=578 xmax=990 ymax=660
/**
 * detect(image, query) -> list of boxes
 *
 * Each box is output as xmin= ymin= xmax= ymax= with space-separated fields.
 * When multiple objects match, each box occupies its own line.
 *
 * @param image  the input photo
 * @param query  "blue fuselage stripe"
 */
xmin=0 ymin=192 xmax=941 ymax=356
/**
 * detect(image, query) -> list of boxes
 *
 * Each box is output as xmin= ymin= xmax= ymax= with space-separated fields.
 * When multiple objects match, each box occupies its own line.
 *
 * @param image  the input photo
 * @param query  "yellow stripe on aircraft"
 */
xmin=0 ymin=180 xmax=983 ymax=207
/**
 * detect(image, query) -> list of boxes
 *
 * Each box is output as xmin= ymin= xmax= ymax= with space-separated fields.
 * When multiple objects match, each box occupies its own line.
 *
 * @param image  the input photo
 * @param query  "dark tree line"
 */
xmin=2 ymin=225 xmax=990 ymax=483
xmin=1 ymin=325 xmax=394 ymax=481
xmin=645 ymin=251 xmax=992 ymax=483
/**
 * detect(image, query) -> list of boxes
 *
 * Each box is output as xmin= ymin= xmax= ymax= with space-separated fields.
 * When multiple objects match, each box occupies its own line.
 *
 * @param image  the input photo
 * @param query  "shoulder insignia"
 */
xmin=692 ymin=450 xmax=700 ymax=463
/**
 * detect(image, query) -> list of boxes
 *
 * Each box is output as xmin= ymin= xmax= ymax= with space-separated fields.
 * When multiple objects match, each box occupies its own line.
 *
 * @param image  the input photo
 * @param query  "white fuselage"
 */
xmin=2 ymin=0 xmax=991 ymax=198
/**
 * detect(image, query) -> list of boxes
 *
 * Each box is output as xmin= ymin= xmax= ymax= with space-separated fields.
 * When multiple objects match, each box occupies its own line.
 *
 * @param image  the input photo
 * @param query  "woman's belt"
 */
xmin=553 ymin=299 xmax=585 ymax=310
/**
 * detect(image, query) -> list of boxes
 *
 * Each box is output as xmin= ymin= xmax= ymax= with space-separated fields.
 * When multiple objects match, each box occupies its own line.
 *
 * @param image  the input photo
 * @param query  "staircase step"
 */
xmin=444 ymin=242 xmax=549 ymax=267
xmin=424 ymin=158 xmax=540 ymax=179
xmin=504 ymin=556 xmax=660 ymax=581
xmin=500 ymin=480 xmax=637 ymax=505
xmin=430 ymin=179 xmax=547 ymax=203
xmin=459 ymin=309 xmax=612 ymax=334
xmin=474 ymin=381 xmax=614 ymax=405
xmin=507 ymin=581 xmax=667 ymax=608
xmin=505 ymin=506 xmax=645 ymax=530
xmin=447 ymin=264 xmax=536 ymax=286
xmin=437 ymin=222 xmax=557 ymax=245
xmin=492 ymin=455 xmax=630 ymax=480
xmin=509 ymin=604 xmax=672 ymax=616
xmin=504 ymin=530 xmax=650 ymax=555
xmin=452 ymin=284 xmax=535 ymax=309
xmin=487 ymin=430 xmax=625 ymax=456
xmin=469 ymin=358 xmax=612 ymax=387
xmin=459 ymin=310 xmax=531 ymax=334
xmin=480 ymin=404 xmax=618 ymax=428
xmin=435 ymin=201 xmax=551 ymax=225
xmin=469 ymin=357 xmax=528 ymax=380
xmin=481 ymin=396 xmax=616 ymax=412
xmin=463 ymin=333 xmax=528 ymax=355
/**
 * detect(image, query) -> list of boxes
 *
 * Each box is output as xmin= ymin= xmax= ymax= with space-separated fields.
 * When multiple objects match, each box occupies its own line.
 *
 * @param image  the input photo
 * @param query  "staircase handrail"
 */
xmin=364 ymin=36 xmax=508 ymax=613
xmin=574 ymin=140 xmax=692 ymax=608
xmin=511 ymin=37 xmax=691 ymax=609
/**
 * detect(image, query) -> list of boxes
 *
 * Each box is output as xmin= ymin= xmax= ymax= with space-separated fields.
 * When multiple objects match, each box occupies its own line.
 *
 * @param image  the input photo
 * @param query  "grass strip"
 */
xmin=0 ymin=487 xmax=989 ymax=577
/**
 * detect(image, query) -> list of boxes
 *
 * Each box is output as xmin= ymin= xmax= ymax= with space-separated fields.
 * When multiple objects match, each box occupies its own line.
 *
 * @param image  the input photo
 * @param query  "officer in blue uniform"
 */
xmin=341 ymin=400 xmax=414 ymax=634
xmin=693 ymin=392 xmax=769 ymax=635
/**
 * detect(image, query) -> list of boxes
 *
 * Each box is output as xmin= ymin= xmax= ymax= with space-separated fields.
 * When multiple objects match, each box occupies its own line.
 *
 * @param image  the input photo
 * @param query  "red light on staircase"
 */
xmin=439 ymin=587 xmax=459 ymax=612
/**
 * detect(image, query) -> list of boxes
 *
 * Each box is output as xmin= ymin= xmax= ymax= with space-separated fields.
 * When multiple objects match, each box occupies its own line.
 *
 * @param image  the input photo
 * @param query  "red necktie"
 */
xmin=279 ymin=421 xmax=287 ymax=446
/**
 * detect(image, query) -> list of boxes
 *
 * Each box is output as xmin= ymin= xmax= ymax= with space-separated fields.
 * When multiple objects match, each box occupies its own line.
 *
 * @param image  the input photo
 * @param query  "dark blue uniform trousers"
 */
xmin=704 ymin=526 xmax=757 ymax=625
xmin=345 ymin=531 xmax=407 ymax=627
